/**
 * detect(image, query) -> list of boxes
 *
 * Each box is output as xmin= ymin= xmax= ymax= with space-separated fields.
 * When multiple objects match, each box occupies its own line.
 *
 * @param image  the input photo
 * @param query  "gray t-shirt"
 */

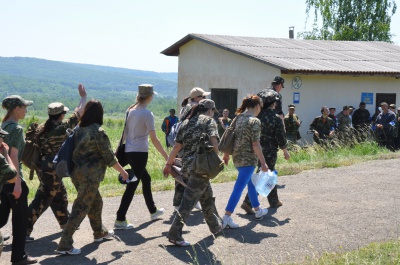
xmin=124 ymin=108 xmax=156 ymax=152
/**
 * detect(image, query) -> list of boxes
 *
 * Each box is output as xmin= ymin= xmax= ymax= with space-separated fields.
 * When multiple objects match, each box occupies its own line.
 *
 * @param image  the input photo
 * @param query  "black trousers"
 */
xmin=116 ymin=152 xmax=157 ymax=221
xmin=0 ymin=181 xmax=29 ymax=262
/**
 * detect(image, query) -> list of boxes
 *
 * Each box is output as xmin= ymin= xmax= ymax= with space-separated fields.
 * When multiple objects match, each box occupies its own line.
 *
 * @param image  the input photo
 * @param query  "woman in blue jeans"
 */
xmin=222 ymin=95 xmax=269 ymax=229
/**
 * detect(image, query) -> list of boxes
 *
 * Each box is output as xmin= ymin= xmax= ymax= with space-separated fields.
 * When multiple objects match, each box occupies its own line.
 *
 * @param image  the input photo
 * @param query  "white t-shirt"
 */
xmin=124 ymin=108 xmax=155 ymax=152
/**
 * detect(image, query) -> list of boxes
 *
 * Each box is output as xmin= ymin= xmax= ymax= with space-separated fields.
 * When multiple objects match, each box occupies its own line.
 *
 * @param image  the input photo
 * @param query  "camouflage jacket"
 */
xmin=336 ymin=111 xmax=351 ymax=132
xmin=232 ymin=115 xmax=261 ymax=167
xmin=284 ymin=114 xmax=300 ymax=136
xmin=217 ymin=117 xmax=232 ymax=138
xmin=310 ymin=116 xmax=335 ymax=137
xmin=175 ymin=114 xmax=219 ymax=173
xmin=72 ymin=123 xmax=117 ymax=183
xmin=258 ymin=108 xmax=288 ymax=153
xmin=39 ymin=112 xmax=79 ymax=164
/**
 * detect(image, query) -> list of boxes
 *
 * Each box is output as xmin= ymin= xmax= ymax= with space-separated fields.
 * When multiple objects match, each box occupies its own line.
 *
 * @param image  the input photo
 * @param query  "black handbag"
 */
xmin=116 ymin=111 xmax=129 ymax=167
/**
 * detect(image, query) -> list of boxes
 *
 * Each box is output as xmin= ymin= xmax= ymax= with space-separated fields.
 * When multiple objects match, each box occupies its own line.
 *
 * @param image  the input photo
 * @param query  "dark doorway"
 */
xmin=376 ymin=93 xmax=396 ymax=110
xmin=211 ymin=88 xmax=238 ymax=118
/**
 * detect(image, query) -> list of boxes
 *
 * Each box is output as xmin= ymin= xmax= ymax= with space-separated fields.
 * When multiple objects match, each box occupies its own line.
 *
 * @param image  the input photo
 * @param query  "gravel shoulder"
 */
xmin=2 ymin=158 xmax=400 ymax=265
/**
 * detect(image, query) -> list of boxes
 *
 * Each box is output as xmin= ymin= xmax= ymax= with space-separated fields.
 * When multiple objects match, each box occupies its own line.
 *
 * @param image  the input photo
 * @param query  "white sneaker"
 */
xmin=151 ymin=208 xmax=165 ymax=221
xmin=193 ymin=201 xmax=202 ymax=211
xmin=255 ymin=207 xmax=269 ymax=220
xmin=94 ymin=230 xmax=115 ymax=242
xmin=114 ymin=220 xmax=134 ymax=230
xmin=55 ymin=247 xmax=81 ymax=255
xmin=222 ymin=215 xmax=239 ymax=229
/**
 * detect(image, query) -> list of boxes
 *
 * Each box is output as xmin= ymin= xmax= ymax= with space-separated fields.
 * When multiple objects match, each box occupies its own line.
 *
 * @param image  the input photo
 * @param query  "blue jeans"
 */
xmin=225 ymin=166 xmax=259 ymax=213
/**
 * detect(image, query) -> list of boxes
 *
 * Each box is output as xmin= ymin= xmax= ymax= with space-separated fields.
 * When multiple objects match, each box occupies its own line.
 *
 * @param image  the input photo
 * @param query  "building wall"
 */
xmin=177 ymin=39 xmax=400 ymax=143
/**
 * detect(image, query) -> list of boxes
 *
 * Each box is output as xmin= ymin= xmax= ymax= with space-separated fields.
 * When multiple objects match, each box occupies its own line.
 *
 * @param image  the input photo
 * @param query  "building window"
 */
xmin=211 ymin=88 xmax=238 ymax=118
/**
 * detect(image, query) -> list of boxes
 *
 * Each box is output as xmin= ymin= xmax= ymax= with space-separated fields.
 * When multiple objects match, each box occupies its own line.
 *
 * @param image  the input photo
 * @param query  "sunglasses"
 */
xmin=197 ymin=95 xmax=206 ymax=99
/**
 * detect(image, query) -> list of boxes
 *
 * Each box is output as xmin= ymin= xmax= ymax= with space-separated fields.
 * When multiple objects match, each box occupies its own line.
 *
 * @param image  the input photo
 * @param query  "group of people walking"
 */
xmin=0 ymin=77 xmax=291 ymax=263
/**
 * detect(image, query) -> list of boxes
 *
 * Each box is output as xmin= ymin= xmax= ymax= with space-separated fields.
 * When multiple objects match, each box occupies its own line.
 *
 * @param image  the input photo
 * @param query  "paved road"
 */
xmin=2 ymin=158 xmax=400 ymax=264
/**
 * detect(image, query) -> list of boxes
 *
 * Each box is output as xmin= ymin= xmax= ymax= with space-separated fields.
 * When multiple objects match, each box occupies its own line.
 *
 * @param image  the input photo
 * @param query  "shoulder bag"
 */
xmin=218 ymin=115 xmax=240 ymax=155
xmin=116 ymin=111 xmax=129 ymax=167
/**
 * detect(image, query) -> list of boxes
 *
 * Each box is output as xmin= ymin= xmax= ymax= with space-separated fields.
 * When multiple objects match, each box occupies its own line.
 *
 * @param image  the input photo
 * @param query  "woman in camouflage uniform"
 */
xmin=1 ymin=96 xmax=37 ymax=264
xmin=56 ymin=100 xmax=129 ymax=255
xmin=221 ymin=95 xmax=269 ymax=229
xmin=26 ymin=84 xmax=87 ymax=242
xmin=163 ymin=99 xmax=222 ymax=247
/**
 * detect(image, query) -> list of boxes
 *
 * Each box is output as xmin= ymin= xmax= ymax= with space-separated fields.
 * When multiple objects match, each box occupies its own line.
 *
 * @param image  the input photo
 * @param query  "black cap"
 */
xmin=271 ymin=76 xmax=285 ymax=88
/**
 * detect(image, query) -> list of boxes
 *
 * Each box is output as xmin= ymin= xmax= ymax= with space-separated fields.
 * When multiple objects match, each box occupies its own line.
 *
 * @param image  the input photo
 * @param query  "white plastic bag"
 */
xmin=251 ymin=170 xmax=278 ymax=197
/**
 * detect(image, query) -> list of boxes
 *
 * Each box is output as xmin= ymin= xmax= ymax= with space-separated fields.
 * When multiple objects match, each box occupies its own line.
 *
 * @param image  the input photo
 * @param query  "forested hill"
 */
xmin=0 ymin=57 xmax=178 ymax=116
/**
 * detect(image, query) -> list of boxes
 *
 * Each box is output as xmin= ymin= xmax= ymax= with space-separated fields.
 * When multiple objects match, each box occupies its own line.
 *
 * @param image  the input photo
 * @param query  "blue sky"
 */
xmin=0 ymin=0 xmax=399 ymax=72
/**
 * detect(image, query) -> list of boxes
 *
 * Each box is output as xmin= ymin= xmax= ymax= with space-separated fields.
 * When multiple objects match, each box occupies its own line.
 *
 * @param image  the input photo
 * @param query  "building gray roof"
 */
xmin=161 ymin=34 xmax=400 ymax=76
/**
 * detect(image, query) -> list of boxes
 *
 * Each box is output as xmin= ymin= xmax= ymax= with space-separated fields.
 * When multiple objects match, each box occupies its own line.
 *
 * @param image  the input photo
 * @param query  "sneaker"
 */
xmin=222 ymin=215 xmax=239 ymax=229
xmin=255 ymin=207 xmax=268 ymax=220
xmin=114 ymin=220 xmax=134 ymax=230
xmin=94 ymin=230 xmax=115 ymax=242
xmin=193 ymin=201 xmax=202 ymax=211
xmin=11 ymin=255 xmax=37 ymax=264
xmin=55 ymin=247 xmax=81 ymax=255
xmin=151 ymin=208 xmax=165 ymax=221
xmin=25 ymin=235 xmax=35 ymax=243
xmin=168 ymin=238 xmax=190 ymax=247
xmin=240 ymin=202 xmax=255 ymax=214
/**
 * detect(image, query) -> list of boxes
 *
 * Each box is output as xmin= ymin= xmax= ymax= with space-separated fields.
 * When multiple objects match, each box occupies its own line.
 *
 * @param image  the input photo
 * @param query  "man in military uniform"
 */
xmin=241 ymin=91 xmax=290 ymax=213
xmin=375 ymin=102 xmax=396 ymax=150
xmin=310 ymin=106 xmax=335 ymax=146
xmin=336 ymin=106 xmax=353 ymax=145
xmin=328 ymin=107 xmax=338 ymax=129
xmin=258 ymin=76 xmax=285 ymax=121
xmin=284 ymin=104 xmax=301 ymax=144
xmin=26 ymin=84 xmax=87 ymax=242
xmin=0 ymin=129 xmax=19 ymax=258
xmin=352 ymin=102 xmax=371 ymax=141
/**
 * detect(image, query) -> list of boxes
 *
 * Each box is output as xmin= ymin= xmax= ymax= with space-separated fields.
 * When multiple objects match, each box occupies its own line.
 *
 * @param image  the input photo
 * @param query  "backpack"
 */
xmin=21 ymin=122 xmax=42 ymax=180
xmin=166 ymin=121 xmax=181 ymax=147
xmin=53 ymin=126 xmax=77 ymax=178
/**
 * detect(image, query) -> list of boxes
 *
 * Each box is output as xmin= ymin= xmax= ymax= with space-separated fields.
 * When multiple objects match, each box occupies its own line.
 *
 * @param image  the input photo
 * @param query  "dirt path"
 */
xmin=2 ymin=158 xmax=400 ymax=265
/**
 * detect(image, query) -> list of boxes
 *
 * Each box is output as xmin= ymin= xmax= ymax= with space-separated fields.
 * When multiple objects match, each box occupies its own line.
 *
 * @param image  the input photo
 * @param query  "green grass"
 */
xmin=285 ymin=239 xmax=400 ymax=265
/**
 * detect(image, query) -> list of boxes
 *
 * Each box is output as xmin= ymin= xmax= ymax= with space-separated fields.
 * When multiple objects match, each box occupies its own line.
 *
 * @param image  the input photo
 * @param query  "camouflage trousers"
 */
xmin=243 ymin=152 xmax=279 ymax=207
xmin=168 ymin=174 xmax=222 ymax=241
xmin=172 ymin=178 xmax=188 ymax=207
xmin=57 ymin=179 xmax=107 ymax=251
xmin=27 ymin=169 xmax=69 ymax=236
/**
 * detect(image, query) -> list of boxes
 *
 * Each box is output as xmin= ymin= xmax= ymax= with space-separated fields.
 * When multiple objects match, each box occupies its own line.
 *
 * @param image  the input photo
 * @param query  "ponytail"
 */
xmin=235 ymin=94 xmax=261 ymax=114
xmin=187 ymin=104 xmax=209 ymax=120
xmin=181 ymin=97 xmax=189 ymax=107
xmin=2 ymin=110 xmax=11 ymax=123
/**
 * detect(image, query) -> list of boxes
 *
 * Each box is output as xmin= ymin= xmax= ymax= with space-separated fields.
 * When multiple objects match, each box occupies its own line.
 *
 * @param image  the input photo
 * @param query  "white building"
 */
xmin=161 ymin=34 xmax=400 ymax=142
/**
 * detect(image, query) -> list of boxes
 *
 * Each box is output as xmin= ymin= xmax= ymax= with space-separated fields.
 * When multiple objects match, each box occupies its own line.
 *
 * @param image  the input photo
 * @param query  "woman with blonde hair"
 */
xmin=221 ymin=95 xmax=269 ymax=229
xmin=114 ymin=84 xmax=168 ymax=229
xmin=0 ymin=95 xmax=37 ymax=264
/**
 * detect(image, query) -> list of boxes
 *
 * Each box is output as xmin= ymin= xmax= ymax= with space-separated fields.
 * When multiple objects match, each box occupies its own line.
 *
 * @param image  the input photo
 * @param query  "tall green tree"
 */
xmin=299 ymin=0 xmax=397 ymax=42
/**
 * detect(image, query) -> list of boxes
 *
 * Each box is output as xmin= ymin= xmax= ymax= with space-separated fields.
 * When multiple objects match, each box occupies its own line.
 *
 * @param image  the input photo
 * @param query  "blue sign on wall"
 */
xmin=293 ymin=92 xmax=300 ymax=104
xmin=361 ymin=93 xmax=373 ymax=105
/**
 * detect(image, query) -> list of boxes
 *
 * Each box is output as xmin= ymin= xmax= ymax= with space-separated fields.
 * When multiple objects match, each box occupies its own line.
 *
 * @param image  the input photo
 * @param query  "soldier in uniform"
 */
xmin=0 ymin=129 xmax=19 ymax=259
xmin=163 ymin=99 xmax=222 ymax=247
xmin=284 ymin=104 xmax=301 ymax=144
xmin=309 ymin=106 xmax=335 ymax=146
xmin=56 ymin=100 xmax=129 ymax=255
xmin=258 ymin=76 xmax=285 ymax=121
xmin=352 ymin=102 xmax=371 ymax=141
xmin=336 ymin=105 xmax=352 ymax=145
xmin=26 ymin=84 xmax=87 ymax=242
xmin=241 ymin=92 xmax=290 ymax=213
xmin=328 ymin=107 xmax=338 ymax=129
xmin=375 ymin=102 xmax=396 ymax=151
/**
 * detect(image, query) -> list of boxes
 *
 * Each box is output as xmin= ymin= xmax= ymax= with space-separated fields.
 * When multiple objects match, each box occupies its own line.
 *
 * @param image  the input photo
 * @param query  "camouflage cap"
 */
xmin=343 ymin=105 xmax=349 ymax=111
xmin=199 ymin=99 xmax=219 ymax=114
xmin=257 ymin=90 xmax=279 ymax=105
xmin=389 ymin=104 xmax=396 ymax=109
xmin=2 ymin=95 xmax=33 ymax=110
xmin=138 ymin=84 xmax=157 ymax=98
xmin=288 ymin=104 xmax=295 ymax=109
xmin=48 ymin=102 xmax=69 ymax=115
xmin=0 ymin=128 xmax=9 ymax=137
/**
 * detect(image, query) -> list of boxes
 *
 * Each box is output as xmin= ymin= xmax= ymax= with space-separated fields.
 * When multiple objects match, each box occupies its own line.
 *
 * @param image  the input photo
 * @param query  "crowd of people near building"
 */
xmin=0 ymin=76 xmax=398 ymax=263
